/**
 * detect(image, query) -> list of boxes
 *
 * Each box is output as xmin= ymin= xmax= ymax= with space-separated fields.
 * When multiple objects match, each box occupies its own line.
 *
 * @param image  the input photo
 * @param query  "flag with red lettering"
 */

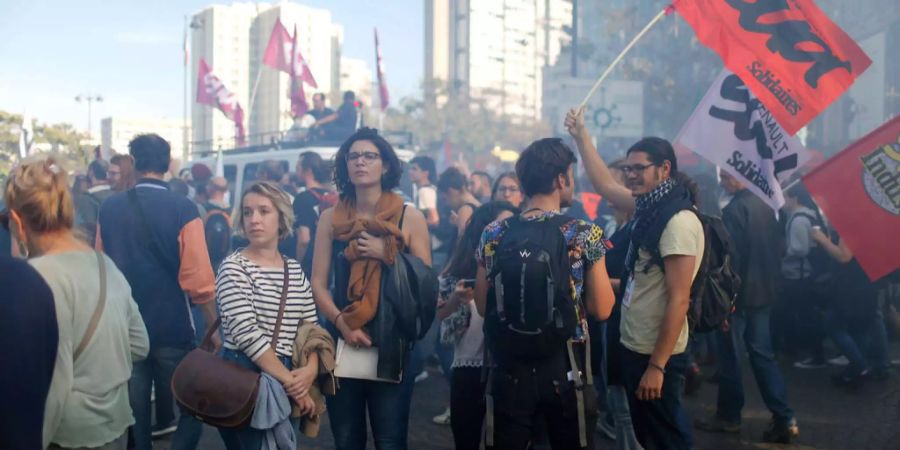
xmin=674 ymin=0 xmax=871 ymax=135
xmin=675 ymin=70 xmax=811 ymax=211
xmin=375 ymin=28 xmax=389 ymax=112
xmin=197 ymin=58 xmax=246 ymax=146
xmin=803 ymin=116 xmax=900 ymax=281
xmin=263 ymin=18 xmax=292 ymax=73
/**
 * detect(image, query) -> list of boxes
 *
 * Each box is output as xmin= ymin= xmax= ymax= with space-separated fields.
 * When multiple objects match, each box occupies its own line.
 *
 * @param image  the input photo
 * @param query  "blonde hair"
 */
xmin=235 ymin=181 xmax=294 ymax=241
xmin=4 ymin=157 xmax=75 ymax=233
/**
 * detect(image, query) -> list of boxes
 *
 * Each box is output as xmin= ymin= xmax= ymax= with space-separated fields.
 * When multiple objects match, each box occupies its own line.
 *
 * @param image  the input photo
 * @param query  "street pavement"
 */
xmin=155 ymin=345 xmax=900 ymax=450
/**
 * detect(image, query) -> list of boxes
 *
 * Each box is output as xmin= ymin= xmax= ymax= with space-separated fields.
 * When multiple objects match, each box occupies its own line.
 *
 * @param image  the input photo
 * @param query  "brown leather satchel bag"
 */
xmin=171 ymin=258 xmax=290 ymax=428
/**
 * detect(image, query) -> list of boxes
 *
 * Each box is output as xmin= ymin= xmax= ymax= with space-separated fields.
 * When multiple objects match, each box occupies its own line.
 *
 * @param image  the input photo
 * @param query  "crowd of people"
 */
xmin=1 ymin=106 xmax=897 ymax=450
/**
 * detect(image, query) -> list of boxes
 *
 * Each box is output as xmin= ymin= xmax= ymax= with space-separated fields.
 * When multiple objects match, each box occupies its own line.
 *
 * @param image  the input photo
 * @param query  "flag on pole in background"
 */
xmin=291 ymin=24 xmax=317 ymax=88
xmin=263 ymin=18 xmax=292 ymax=73
xmin=289 ymin=24 xmax=311 ymax=117
xmin=375 ymin=28 xmax=390 ymax=112
xmin=675 ymin=69 xmax=811 ymax=211
xmin=803 ymin=116 xmax=900 ymax=281
xmin=674 ymin=0 xmax=871 ymax=135
xmin=197 ymin=58 xmax=246 ymax=146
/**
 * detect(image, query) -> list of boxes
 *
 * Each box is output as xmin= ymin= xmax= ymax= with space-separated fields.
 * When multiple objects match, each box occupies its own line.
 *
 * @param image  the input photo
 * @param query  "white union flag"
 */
xmin=675 ymin=69 xmax=811 ymax=211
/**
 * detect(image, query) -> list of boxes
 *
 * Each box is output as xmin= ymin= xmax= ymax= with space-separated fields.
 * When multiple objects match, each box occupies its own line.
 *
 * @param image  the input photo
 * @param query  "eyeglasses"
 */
xmin=620 ymin=163 xmax=657 ymax=175
xmin=497 ymin=186 xmax=520 ymax=194
xmin=347 ymin=151 xmax=381 ymax=162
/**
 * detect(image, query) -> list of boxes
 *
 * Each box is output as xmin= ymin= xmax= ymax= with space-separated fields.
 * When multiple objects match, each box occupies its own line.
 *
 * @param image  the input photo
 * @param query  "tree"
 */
xmin=0 ymin=111 xmax=89 ymax=176
xmin=383 ymin=80 xmax=549 ymax=165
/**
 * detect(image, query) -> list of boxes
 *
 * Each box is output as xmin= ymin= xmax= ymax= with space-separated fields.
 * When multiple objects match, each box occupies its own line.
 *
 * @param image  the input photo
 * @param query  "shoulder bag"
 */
xmin=171 ymin=258 xmax=290 ymax=428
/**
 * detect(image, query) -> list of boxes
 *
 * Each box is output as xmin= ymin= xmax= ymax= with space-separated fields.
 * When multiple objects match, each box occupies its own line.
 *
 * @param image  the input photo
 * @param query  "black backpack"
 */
xmin=485 ymin=214 xmax=578 ymax=361
xmin=787 ymin=211 xmax=835 ymax=283
xmin=204 ymin=209 xmax=232 ymax=270
xmin=687 ymin=212 xmax=741 ymax=333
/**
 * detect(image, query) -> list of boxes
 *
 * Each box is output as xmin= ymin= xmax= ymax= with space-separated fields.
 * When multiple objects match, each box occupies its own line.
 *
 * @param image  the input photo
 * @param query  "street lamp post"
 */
xmin=75 ymin=93 xmax=103 ymax=142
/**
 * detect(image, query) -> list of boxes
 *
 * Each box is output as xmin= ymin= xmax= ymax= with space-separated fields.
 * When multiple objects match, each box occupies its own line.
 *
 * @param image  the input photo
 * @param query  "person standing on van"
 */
xmin=474 ymin=138 xmax=615 ymax=450
xmin=310 ymin=128 xmax=432 ymax=450
xmin=96 ymin=134 xmax=219 ymax=450
xmin=5 ymin=158 xmax=149 ymax=450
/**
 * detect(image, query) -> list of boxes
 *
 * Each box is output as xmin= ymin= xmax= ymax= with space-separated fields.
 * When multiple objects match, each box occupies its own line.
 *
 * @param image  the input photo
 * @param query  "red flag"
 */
xmin=196 ymin=58 xmax=246 ymax=146
xmin=375 ymin=28 xmax=389 ymax=112
xmin=263 ymin=18 xmax=292 ymax=73
xmin=290 ymin=24 xmax=317 ymax=88
xmin=290 ymin=76 xmax=309 ymax=117
xmin=675 ymin=0 xmax=871 ymax=135
xmin=803 ymin=116 xmax=900 ymax=281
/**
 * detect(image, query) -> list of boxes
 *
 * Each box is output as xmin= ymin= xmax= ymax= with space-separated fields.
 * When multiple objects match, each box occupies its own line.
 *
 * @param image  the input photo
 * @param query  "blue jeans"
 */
xmin=327 ymin=363 xmax=416 ymax=450
xmin=825 ymin=309 xmax=870 ymax=375
xmin=715 ymin=306 xmax=794 ymax=424
xmin=607 ymin=384 xmax=644 ymax=450
xmin=620 ymin=346 xmax=691 ymax=450
xmin=130 ymin=345 xmax=192 ymax=450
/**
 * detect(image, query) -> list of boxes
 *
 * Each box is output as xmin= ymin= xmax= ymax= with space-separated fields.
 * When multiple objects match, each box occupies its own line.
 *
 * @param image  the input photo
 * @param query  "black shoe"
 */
xmin=831 ymin=370 xmax=867 ymax=389
xmin=762 ymin=418 xmax=799 ymax=444
xmin=695 ymin=415 xmax=741 ymax=433
xmin=684 ymin=364 xmax=703 ymax=396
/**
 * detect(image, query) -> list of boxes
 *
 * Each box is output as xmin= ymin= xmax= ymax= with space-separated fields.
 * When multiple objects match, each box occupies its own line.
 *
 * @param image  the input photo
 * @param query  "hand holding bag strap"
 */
xmin=74 ymin=251 xmax=108 ymax=361
xmin=198 ymin=258 xmax=291 ymax=352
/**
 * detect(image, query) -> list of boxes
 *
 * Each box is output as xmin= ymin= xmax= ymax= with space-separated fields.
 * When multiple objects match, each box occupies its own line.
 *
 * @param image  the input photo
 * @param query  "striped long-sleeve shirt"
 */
xmin=216 ymin=252 xmax=317 ymax=361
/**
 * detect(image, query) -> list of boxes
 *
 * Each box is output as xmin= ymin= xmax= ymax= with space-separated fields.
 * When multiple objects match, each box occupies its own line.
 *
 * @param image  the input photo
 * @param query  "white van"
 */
xmin=187 ymin=140 xmax=417 ymax=210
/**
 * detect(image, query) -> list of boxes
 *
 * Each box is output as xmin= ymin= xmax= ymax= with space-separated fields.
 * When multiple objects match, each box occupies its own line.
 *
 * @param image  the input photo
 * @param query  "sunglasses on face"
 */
xmin=620 ymin=163 xmax=657 ymax=175
xmin=347 ymin=151 xmax=381 ymax=162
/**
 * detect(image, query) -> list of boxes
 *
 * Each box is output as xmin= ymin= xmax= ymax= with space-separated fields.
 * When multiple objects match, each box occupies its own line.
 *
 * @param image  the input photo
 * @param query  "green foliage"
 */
xmin=0 ymin=110 xmax=90 ymax=176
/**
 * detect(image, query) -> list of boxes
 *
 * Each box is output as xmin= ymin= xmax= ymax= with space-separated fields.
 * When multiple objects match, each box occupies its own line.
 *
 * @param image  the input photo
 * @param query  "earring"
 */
xmin=17 ymin=240 xmax=29 ymax=259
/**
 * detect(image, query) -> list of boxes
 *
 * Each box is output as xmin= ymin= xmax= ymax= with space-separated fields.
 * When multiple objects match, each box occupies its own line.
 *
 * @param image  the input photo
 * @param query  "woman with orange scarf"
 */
xmin=310 ymin=128 xmax=431 ymax=450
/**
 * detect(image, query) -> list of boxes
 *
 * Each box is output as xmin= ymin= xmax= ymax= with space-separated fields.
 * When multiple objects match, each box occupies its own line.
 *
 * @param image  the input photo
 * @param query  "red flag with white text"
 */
xmin=263 ymin=18 xmax=292 ymax=73
xmin=375 ymin=28 xmax=389 ymax=112
xmin=674 ymin=0 xmax=871 ymax=135
xmin=197 ymin=58 xmax=246 ymax=146
xmin=803 ymin=116 xmax=900 ymax=281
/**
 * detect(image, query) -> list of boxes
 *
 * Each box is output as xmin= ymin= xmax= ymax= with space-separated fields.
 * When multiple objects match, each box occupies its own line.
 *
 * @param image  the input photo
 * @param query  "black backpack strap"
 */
xmin=398 ymin=204 xmax=408 ymax=229
xmin=126 ymin=189 xmax=179 ymax=279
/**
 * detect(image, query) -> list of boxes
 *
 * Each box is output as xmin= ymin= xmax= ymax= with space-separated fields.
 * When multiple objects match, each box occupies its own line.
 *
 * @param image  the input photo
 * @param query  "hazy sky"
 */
xmin=0 ymin=0 xmax=423 ymax=133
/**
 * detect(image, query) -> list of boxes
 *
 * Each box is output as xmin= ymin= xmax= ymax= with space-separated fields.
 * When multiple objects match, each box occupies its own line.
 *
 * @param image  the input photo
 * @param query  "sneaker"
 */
xmin=595 ymin=416 xmax=615 ymax=440
xmin=414 ymin=371 xmax=429 ymax=383
xmin=695 ymin=415 xmax=741 ymax=433
xmin=151 ymin=422 xmax=177 ymax=439
xmin=762 ymin=418 xmax=799 ymax=444
xmin=827 ymin=355 xmax=850 ymax=366
xmin=793 ymin=357 xmax=827 ymax=369
xmin=684 ymin=364 xmax=703 ymax=396
xmin=432 ymin=407 xmax=451 ymax=425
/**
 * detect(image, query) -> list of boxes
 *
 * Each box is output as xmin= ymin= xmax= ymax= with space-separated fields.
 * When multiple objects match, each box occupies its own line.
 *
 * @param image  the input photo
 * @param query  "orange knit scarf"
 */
xmin=332 ymin=192 xmax=405 ymax=330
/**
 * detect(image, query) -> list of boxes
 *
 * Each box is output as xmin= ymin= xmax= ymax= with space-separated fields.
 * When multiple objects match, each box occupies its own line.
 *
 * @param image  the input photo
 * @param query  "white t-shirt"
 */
xmin=620 ymin=210 xmax=704 ymax=356
xmin=415 ymin=185 xmax=437 ymax=212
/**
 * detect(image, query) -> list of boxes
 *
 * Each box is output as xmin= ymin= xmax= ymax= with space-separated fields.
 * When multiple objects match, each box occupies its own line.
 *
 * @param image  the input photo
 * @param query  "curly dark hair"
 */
xmin=444 ymin=201 xmax=520 ymax=279
xmin=515 ymin=138 xmax=576 ymax=197
xmin=333 ymin=127 xmax=403 ymax=201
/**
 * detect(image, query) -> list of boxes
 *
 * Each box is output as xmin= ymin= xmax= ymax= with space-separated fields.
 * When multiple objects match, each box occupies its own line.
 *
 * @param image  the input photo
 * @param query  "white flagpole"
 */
xmin=579 ymin=7 xmax=669 ymax=109
xmin=247 ymin=67 xmax=264 ymax=134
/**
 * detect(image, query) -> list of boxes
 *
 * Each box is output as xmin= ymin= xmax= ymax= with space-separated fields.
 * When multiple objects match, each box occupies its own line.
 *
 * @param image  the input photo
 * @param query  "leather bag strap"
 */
xmin=74 ymin=251 xmax=107 ymax=360
xmin=200 ymin=258 xmax=290 ymax=351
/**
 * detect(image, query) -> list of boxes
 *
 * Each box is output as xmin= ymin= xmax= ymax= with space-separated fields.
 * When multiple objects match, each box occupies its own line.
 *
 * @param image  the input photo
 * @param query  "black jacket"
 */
xmin=721 ymin=189 xmax=784 ymax=309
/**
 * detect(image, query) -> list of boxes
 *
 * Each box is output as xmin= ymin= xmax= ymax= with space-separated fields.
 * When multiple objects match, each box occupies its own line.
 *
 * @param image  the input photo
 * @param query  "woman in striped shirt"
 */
xmin=216 ymin=181 xmax=319 ymax=448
